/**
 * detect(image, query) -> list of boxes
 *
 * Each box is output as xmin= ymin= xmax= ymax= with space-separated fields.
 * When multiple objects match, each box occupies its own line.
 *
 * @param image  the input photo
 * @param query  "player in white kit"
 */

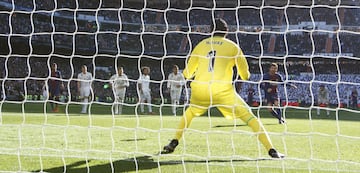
xmin=138 ymin=66 xmax=153 ymax=114
xmin=77 ymin=65 xmax=92 ymax=114
xmin=109 ymin=66 xmax=129 ymax=115
xmin=167 ymin=65 xmax=185 ymax=115
xmin=317 ymin=85 xmax=330 ymax=116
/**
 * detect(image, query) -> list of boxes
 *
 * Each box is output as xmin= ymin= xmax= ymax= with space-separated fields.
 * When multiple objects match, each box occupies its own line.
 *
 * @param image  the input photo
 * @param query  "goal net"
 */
xmin=0 ymin=0 xmax=360 ymax=172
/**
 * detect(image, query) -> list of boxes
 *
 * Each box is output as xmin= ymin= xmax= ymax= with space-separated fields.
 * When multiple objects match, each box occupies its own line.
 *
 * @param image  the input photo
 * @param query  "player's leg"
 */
xmin=325 ymin=102 xmax=330 ymax=116
xmin=49 ymin=87 xmax=59 ymax=112
xmin=84 ymin=95 xmax=89 ymax=113
xmin=351 ymin=99 xmax=355 ymax=108
xmin=139 ymin=92 xmax=145 ymax=113
xmin=53 ymin=96 xmax=60 ymax=112
xmin=317 ymin=102 xmax=321 ymax=116
xmin=162 ymin=105 xmax=207 ymax=154
xmin=48 ymin=91 xmax=54 ymax=111
xmin=174 ymin=89 xmax=182 ymax=116
xmin=273 ymin=100 xmax=282 ymax=117
xmin=84 ymin=88 xmax=91 ymax=113
xmin=114 ymin=94 xmax=119 ymax=114
xmin=80 ymin=88 xmax=87 ymax=113
xmin=145 ymin=91 xmax=152 ymax=114
xmin=52 ymin=88 xmax=61 ymax=112
xmin=111 ymin=88 xmax=118 ymax=114
xmin=265 ymin=96 xmax=280 ymax=120
xmin=162 ymin=84 xmax=209 ymax=154
xmin=353 ymin=99 xmax=358 ymax=109
xmin=48 ymin=89 xmax=53 ymax=109
xmin=273 ymin=99 xmax=285 ymax=124
xmin=217 ymin=101 xmax=275 ymax=152
xmin=118 ymin=89 xmax=126 ymax=115
xmin=170 ymin=90 xmax=176 ymax=115
xmin=326 ymin=107 xmax=330 ymax=116
xmin=217 ymin=94 xmax=284 ymax=158
xmin=267 ymin=101 xmax=280 ymax=121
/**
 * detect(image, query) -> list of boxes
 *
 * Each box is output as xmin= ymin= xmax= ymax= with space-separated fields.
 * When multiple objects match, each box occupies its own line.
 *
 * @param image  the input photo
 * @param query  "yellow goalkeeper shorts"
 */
xmin=188 ymin=83 xmax=254 ymax=121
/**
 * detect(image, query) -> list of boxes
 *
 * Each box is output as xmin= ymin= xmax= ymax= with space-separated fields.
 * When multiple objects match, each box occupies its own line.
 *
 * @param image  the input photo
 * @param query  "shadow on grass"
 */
xmin=35 ymin=155 xmax=270 ymax=173
xmin=213 ymin=123 xmax=279 ymax=128
xmin=35 ymin=156 xmax=164 ymax=173
xmin=120 ymin=138 xmax=146 ymax=142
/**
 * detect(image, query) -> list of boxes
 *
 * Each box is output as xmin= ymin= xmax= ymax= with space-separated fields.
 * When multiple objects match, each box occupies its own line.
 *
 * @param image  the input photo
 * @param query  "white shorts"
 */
xmin=80 ymin=87 xmax=91 ymax=97
xmin=140 ymin=90 xmax=151 ymax=101
xmin=318 ymin=98 xmax=329 ymax=105
xmin=170 ymin=89 xmax=182 ymax=101
xmin=114 ymin=88 xmax=126 ymax=102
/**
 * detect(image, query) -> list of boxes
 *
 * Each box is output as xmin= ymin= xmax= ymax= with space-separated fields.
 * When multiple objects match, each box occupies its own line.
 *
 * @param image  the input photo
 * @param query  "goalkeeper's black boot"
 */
xmin=268 ymin=148 xmax=285 ymax=158
xmin=161 ymin=139 xmax=179 ymax=154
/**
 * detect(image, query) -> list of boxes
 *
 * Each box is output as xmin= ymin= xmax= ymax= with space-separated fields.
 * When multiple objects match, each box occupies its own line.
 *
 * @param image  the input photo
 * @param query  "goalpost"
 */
xmin=0 ymin=0 xmax=360 ymax=172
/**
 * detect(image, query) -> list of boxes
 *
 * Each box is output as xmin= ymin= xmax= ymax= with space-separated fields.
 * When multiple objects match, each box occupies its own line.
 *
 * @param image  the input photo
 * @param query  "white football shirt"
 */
xmin=138 ymin=74 xmax=150 ymax=92
xmin=110 ymin=74 xmax=129 ymax=90
xmin=167 ymin=72 xmax=185 ymax=90
xmin=318 ymin=87 xmax=329 ymax=100
xmin=78 ymin=72 xmax=92 ymax=88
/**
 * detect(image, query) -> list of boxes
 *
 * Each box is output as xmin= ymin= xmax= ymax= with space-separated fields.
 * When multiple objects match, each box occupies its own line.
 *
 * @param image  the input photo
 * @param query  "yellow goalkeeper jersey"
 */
xmin=183 ymin=36 xmax=250 ymax=84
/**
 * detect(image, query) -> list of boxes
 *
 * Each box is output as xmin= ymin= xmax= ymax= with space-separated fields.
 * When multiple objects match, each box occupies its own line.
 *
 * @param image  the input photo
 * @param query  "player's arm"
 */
xmin=124 ymin=75 xmax=130 ymax=87
xmin=59 ymin=71 xmax=65 ymax=90
xmin=89 ymin=73 xmax=94 ymax=91
xmin=285 ymin=80 xmax=298 ymax=89
xmin=325 ymin=89 xmax=330 ymax=103
xmin=289 ymin=83 xmax=297 ymax=89
xmin=235 ymin=48 xmax=250 ymax=81
xmin=261 ymin=74 xmax=272 ymax=93
xmin=179 ymin=73 xmax=186 ymax=86
xmin=108 ymin=75 xmax=114 ymax=88
xmin=285 ymin=80 xmax=297 ymax=89
xmin=167 ymin=74 xmax=171 ymax=89
xmin=77 ymin=73 xmax=81 ymax=91
xmin=316 ymin=88 xmax=321 ymax=104
xmin=183 ymin=48 xmax=199 ymax=79
xmin=278 ymin=74 xmax=297 ymax=89
xmin=137 ymin=76 xmax=143 ymax=93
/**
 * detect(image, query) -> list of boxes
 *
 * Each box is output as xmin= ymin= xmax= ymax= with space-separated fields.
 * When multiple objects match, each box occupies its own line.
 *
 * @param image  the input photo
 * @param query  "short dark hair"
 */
xmin=210 ymin=18 xmax=228 ymax=37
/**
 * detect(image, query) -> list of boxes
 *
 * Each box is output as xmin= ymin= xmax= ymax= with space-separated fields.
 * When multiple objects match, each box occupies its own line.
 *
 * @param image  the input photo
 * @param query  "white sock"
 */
xmin=148 ymin=104 xmax=152 ymax=113
xmin=172 ymin=100 xmax=176 ymax=114
xmin=114 ymin=104 xmax=118 ymax=114
xmin=140 ymin=102 xmax=144 ymax=113
xmin=82 ymin=98 xmax=88 ymax=112
xmin=118 ymin=104 xmax=122 ymax=115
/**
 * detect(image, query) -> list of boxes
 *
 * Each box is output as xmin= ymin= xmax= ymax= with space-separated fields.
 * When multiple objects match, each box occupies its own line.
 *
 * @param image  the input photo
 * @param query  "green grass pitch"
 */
xmin=0 ymin=103 xmax=359 ymax=173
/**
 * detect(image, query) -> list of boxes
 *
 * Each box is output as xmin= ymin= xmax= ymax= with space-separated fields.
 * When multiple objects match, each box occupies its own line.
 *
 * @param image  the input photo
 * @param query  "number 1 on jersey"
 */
xmin=207 ymin=50 xmax=216 ymax=72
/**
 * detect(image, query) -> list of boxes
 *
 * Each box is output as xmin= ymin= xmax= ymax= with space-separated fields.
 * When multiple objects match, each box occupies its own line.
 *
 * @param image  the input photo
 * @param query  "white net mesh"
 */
xmin=0 ymin=0 xmax=360 ymax=172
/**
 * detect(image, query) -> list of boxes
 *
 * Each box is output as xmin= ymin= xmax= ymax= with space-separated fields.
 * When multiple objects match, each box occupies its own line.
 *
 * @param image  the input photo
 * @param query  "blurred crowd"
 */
xmin=1 ymin=0 xmax=360 ymax=56
xmin=0 ymin=0 xmax=359 ymax=108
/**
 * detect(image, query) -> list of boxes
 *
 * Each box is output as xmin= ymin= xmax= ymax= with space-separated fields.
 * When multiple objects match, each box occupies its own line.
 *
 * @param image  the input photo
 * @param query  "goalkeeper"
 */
xmin=162 ymin=18 xmax=284 ymax=158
